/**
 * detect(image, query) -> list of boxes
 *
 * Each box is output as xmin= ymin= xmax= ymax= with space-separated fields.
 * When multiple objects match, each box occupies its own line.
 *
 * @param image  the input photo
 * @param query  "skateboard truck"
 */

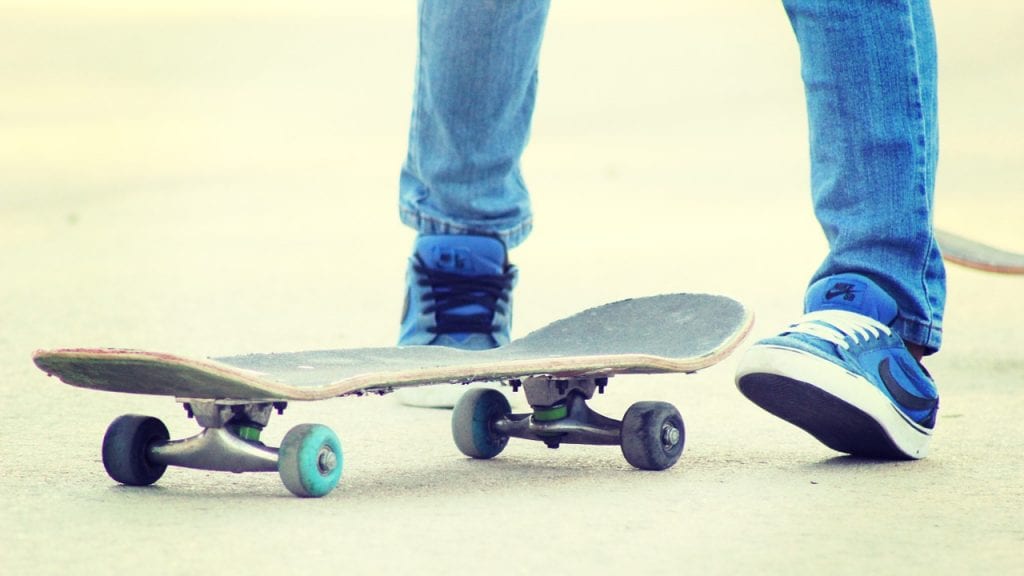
xmin=100 ymin=399 xmax=344 ymax=498
xmin=500 ymin=377 xmax=620 ymax=449
xmin=452 ymin=376 xmax=686 ymax=471
xmin=149 ymin=400 xmax=282 ymax=473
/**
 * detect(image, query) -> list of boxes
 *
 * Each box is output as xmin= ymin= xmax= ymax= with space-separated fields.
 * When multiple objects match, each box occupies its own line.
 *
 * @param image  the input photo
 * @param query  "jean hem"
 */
xmin=894 ymin=316 xmax=942 ymax=356
xmin=399 ymin=206 xmax=532 ymax=249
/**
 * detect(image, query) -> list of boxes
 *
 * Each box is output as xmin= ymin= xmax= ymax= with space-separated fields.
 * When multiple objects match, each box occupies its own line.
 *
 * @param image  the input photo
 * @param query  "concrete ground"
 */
xmin=2 ymin=2 xmax=1021 ymax=575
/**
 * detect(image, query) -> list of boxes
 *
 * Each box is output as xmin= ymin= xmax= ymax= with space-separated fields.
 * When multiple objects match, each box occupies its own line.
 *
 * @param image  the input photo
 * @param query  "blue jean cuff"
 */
xmin=399 ymin=207 xmax=532 ymax=250
xmin=894 ymin=316 xmax=942 ymax=356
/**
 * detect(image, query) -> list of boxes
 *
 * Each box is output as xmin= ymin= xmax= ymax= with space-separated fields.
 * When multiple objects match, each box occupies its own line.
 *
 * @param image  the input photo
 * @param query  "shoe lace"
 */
xmin=414 ymin=260 xmax=514 ymax=336
xmin=787 ymin=310 xmax=892 ymax=350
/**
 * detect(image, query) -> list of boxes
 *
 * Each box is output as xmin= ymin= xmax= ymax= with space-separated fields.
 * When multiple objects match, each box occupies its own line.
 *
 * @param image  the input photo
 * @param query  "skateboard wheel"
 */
xmin=451 ymin=388 xmax=511 ymax=460
xmin=620 ymin=401 xmax=685 ymax=471
xmin=102 ymin=414 xmax=170 ymax=486
xmin=278 ymin=424 xmax=343 ymax=498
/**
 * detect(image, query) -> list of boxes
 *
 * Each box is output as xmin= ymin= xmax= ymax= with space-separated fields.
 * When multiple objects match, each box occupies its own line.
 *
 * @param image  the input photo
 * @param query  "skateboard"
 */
xmin=936 ymin=228 xmax=1024 ymax=275
xmin=34 ymin=293 xmax=753 ymax=498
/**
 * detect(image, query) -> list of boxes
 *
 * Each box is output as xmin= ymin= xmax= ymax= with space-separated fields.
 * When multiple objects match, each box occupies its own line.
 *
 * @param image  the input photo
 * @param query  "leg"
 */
xmin=396 ymin=1 xmax=551 ymax=407
xmin=788 ymin=0 xmax=944 ymax=352
xmin=736 ymin=0 xmax=942 ymax=459
xmin=399 ymin=0 xmax=551 ymax=249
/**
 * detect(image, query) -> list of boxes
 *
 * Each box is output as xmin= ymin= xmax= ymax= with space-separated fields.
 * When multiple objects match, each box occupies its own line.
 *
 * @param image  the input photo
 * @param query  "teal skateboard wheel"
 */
xmin=278 ymin=423 xmax=343 ymax=498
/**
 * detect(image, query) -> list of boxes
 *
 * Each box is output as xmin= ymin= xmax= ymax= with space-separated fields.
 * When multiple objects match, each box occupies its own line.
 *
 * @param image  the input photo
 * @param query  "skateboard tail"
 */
xmin=936 ymin=229 xmax=1024 ymax=275
xmin=32 ymin=349 xmax=292 ymax=400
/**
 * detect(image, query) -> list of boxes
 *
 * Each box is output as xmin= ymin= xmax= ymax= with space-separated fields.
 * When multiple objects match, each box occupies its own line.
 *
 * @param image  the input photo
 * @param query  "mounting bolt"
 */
xmin=662 ymin=424 xmax=681 ymax=448
xmin=318 ymin=447 xmax=338 ymax=474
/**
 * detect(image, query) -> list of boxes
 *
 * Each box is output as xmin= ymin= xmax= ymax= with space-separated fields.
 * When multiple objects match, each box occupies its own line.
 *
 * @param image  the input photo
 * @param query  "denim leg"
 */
xmin=399 ymin=0 xmax=551 ymax=250
xmin=783 ymin=0 xmax=944 ymax=352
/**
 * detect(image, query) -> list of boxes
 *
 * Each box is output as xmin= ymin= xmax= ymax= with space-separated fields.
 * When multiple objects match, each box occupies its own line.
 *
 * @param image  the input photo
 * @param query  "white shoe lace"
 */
xmin=786 ymin=310 xmax=892 ymax=351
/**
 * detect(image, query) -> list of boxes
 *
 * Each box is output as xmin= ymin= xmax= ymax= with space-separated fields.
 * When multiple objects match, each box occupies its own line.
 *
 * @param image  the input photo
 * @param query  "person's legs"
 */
xmin=736 ymin=0 xmax=943 ymax=458
xmin=396 ymin=1 xmax=551 ymax=407
xmin=791 ymin=0 xmax=944 ymax=351
xmin=400 ymin=0 xmax=551 ymax=249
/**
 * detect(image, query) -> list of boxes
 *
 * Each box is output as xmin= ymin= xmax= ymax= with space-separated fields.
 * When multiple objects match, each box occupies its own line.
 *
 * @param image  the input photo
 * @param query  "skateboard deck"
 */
xmin=34 ymin=293 xmax=752 ymax=497
xmin=936 ymin=229 xmax=1024 ymax=275
xmin=35 ymin=293 xmax=751 ymax=400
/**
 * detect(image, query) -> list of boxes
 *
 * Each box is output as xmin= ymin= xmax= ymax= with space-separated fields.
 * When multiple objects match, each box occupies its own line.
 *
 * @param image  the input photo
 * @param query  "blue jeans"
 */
xmin=399 ymin=0 xmax=944 ymax=353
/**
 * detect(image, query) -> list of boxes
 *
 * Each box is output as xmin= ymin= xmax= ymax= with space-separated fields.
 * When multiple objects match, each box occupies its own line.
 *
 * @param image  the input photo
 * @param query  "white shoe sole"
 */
xmin=736 ymin=345 xmax=932 ymax=459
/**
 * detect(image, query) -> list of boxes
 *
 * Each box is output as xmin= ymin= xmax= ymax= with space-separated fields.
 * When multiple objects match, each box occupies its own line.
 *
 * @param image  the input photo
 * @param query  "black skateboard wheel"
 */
xmin=102 ymin=414 xmax=170 ymax=486
xmin=620 ymin=401 xmax=685 ymax=471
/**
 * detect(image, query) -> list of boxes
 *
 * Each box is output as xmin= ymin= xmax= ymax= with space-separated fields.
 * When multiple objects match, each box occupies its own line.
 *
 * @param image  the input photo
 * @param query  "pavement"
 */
xmin=1 ymin=2 xmax=1022 ymax=575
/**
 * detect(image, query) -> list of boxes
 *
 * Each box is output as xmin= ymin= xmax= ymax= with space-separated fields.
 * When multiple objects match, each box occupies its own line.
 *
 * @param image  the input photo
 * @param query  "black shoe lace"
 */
xmin=414 ymin=258 xmax=515 ymax=336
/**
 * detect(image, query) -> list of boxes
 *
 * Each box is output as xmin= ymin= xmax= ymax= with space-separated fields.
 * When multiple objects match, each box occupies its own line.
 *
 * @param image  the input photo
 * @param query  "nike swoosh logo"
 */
xmin=825 ymin=283 xmax=857 ymax=301
xmin=878 ymin=358 xmax=938 ymax=413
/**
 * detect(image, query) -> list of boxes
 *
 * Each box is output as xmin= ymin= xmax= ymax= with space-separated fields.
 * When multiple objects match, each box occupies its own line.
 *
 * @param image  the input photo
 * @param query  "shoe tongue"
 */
xmin=804 ymin=274 xmax=899 ymax=325
xmin=415 ymin=235 xmax=506 ymax=276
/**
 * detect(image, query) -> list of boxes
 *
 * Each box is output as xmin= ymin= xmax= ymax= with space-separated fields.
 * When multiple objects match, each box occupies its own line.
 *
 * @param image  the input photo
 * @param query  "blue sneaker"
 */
xmin=735 ymin=274 xmax=939 ymax=459
xmin=396 ymin=234 xmax=517 ymax=408
xmin=399 ymin=234 xmax=516 ymax=349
